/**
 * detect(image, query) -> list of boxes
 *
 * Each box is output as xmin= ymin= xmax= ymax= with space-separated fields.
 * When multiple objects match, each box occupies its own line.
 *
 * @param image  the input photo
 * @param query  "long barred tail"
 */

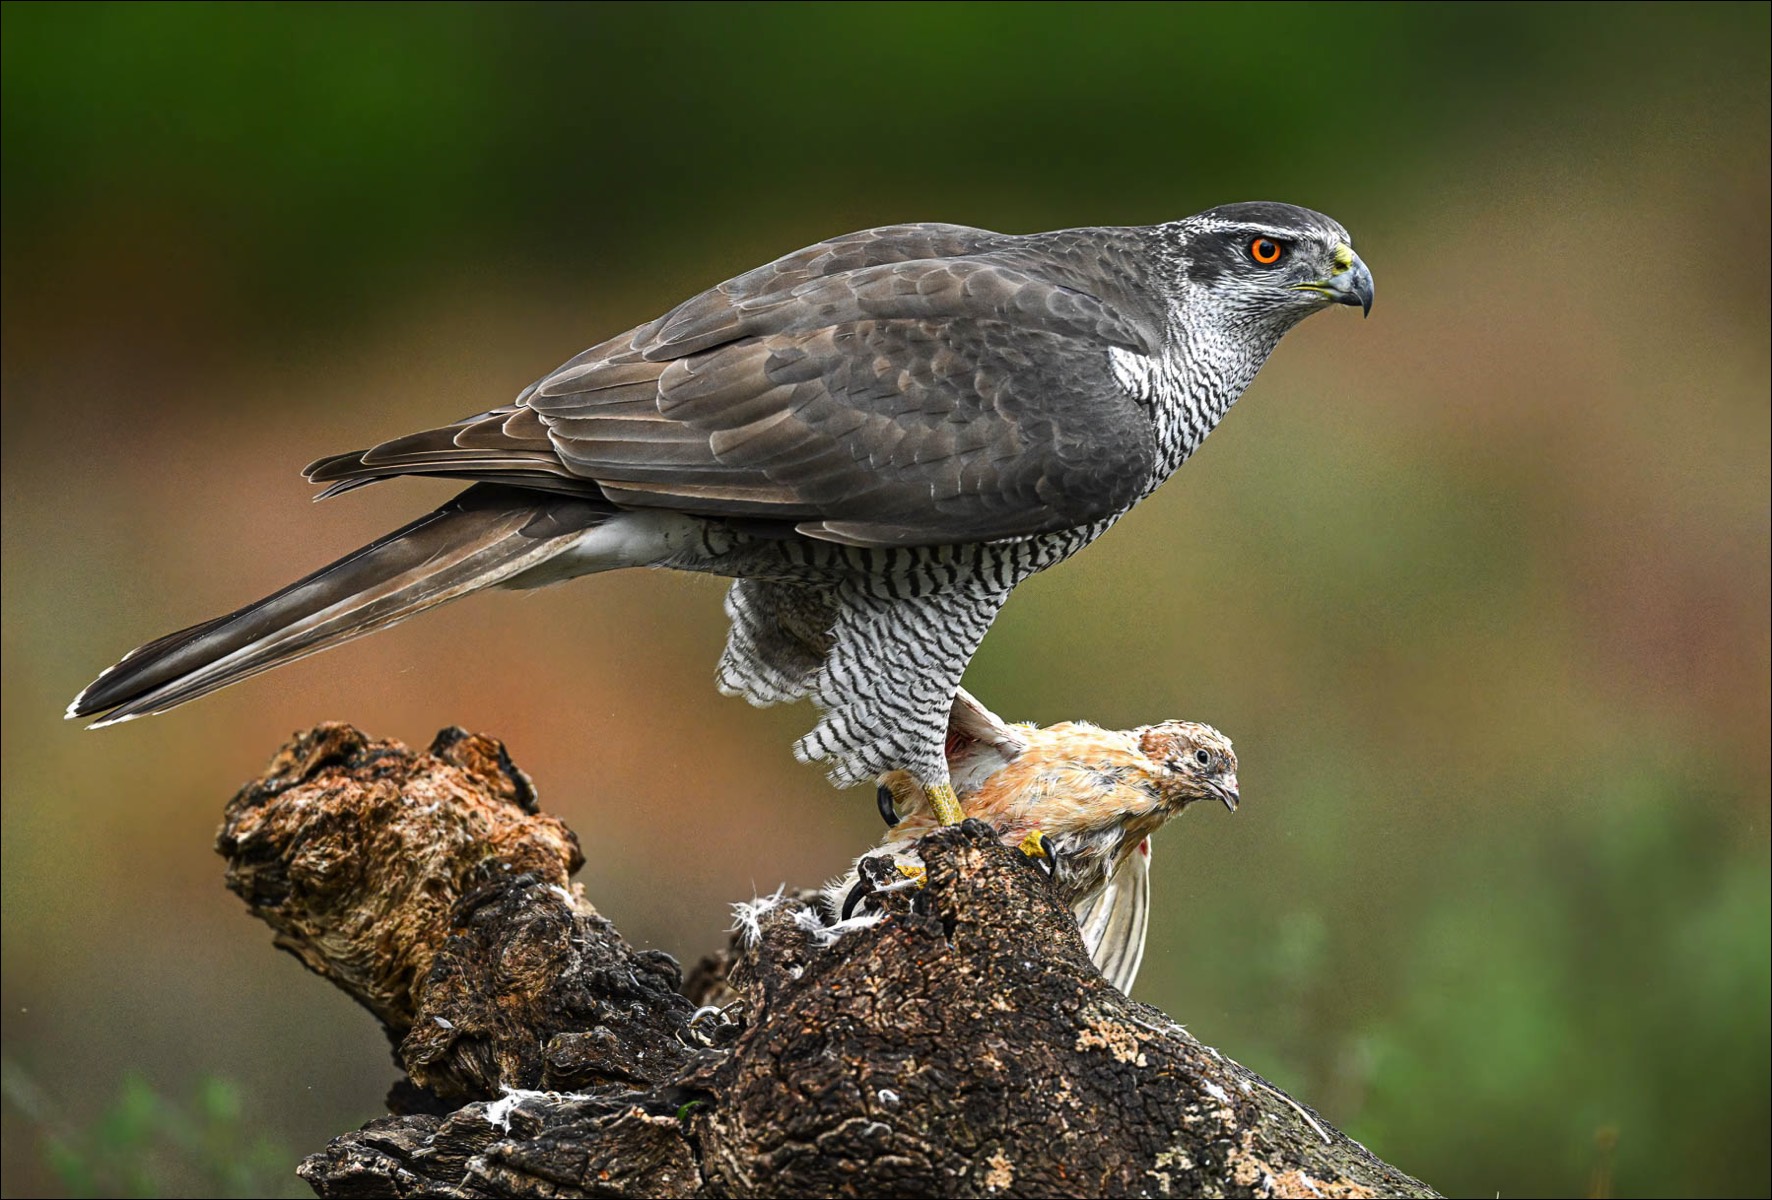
xmin=68 ymin=485 xmax=613 ymax=728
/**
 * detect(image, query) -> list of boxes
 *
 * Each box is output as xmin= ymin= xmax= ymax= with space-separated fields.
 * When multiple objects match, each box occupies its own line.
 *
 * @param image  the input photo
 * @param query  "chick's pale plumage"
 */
xmin=827 ymin=690 xmax=1238 ymax=992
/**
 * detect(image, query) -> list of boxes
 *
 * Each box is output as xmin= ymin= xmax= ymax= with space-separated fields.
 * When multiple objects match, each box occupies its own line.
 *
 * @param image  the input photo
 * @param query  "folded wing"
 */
xmin=308 ymin=223 xmax=1163 ymax=549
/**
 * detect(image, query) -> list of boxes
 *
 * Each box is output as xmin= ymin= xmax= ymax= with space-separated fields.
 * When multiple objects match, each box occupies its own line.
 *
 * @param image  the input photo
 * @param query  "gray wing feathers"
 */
xmin=69 ymin=487 xmax=612 ymax=727
xmin=306 ymin=223 xmax=1165 ymax=548
xmin=638 ymin=256 xmax=1148 ymax=361
xmin=307 ymin=406 xmax=572 ymax=499
xmin=1073 ymin=842 xmax=1152 ymax=995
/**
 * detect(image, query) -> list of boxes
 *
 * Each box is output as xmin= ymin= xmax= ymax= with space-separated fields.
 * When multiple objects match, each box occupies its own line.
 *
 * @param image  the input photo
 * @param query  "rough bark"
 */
xmin=217 ymin=724 xmax=1437 ymax=1199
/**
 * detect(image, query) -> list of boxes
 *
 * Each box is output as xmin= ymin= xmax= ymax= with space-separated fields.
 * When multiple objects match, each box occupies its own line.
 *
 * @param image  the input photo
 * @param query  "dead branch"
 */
xmin=216 ymin=724 xmax=1437 ymax=1199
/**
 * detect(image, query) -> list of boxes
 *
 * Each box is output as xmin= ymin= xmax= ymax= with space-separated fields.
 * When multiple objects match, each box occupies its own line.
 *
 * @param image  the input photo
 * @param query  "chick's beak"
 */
xmin=1213 ymin=774 xmax=1240 ymax=813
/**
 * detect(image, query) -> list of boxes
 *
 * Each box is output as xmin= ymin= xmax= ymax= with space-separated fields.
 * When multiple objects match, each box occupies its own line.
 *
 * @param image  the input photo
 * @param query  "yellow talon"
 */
xmin=926 ymin=782 xmax=965 ymax=826
xmin=1018 ymin=829 xmax=1050 ymax=859
xmin=896 ymin=863 xmax=927 ymax=886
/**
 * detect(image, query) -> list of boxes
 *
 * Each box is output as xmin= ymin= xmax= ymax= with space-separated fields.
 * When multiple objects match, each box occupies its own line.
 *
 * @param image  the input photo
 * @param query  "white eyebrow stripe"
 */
xmin=1196 ymin=218 xmax=1345 ymax=243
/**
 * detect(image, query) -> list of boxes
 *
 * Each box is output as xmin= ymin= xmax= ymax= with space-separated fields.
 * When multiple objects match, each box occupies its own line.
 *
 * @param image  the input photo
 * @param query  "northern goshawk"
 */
xmin=69 ymin=202 xmax=1371 ymax=824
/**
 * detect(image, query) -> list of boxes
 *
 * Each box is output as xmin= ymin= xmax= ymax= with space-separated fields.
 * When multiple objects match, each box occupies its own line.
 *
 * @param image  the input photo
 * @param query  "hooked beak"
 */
xmin=1293 ymin=244 xmax=1374 ymax=317
xmin=1212 ymin=774 xmax=1240 ymax=813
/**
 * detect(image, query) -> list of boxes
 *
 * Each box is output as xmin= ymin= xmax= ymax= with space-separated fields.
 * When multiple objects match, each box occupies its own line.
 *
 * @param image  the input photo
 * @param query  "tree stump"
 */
xmin=216 ymin=723 xmax=1437 ymax=1198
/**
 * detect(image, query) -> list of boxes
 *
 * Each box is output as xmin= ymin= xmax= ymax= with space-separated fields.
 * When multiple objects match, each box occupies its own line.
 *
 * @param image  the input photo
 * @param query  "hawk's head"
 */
xmin=1172 ymin=201 xmax=1374 ymax=327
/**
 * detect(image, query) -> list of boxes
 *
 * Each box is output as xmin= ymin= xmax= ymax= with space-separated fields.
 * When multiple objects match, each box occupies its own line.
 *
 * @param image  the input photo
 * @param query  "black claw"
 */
xmin=841 ymin=878 xmax=872 ymax=921
xmin=876 ymin=784 xmax=899 ymax=827
xmin=1020 ymin=831 xmax=1061 ymax=880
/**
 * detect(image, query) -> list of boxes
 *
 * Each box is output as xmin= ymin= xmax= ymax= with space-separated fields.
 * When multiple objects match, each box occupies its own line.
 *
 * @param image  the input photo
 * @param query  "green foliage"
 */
xmin=1140 ymin=763 xmax=1771 ymax=1198
xmin=4 ymin=4 xmax=1766 ymax=323
xmin=1346 ymin=775 xmax=1770 ymax=1197
xmin=3 ymin=1065 xmax=303 ymax=1200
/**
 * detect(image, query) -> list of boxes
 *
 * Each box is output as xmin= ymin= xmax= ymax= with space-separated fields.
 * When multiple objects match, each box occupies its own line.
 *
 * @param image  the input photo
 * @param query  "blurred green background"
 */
xmin=3 ymin=4 xmax=1767 ymax=1197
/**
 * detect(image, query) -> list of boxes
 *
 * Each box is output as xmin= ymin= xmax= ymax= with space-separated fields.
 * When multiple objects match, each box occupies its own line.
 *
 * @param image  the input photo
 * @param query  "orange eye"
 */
xmin=1250 ymin=237 xmax=1284 ymax=265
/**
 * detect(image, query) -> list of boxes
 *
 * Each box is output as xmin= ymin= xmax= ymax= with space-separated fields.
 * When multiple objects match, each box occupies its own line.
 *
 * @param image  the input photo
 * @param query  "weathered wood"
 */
xmin=217 ymin=724 xmax=1437 ymax=1199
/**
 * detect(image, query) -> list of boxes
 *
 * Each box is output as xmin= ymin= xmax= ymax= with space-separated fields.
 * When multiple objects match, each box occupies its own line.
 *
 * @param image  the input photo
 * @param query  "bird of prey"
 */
xmin=68 ymin=203 xmax=1369 ymax=824
xmin=827 ymin=689 xmax=1239 ymax=994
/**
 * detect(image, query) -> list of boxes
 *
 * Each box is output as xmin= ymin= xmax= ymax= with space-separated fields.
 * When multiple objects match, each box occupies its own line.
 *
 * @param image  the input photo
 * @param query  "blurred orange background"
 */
xmin=3 ymin=5 xmax=1767 ymax=1196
